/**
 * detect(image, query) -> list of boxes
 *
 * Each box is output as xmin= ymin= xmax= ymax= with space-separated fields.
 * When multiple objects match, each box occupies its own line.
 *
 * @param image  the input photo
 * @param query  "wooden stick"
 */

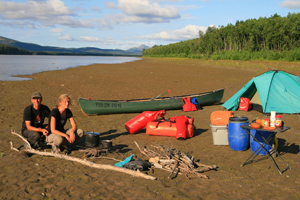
xmin=168 ymin=161 xmax=179 ymax=179
xmin=11 ymin=130 xmax=157 ymax=180
xmin=194 ymin=161 xmax=217 ymax=169
xmin=134 ymin=141 xmax=215 ymax=179
xmin=134 ymin=141 xmax=151 ymax=158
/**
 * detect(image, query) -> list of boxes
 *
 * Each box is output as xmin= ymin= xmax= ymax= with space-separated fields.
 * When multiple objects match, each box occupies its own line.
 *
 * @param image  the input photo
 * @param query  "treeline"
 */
xmin=0 ymin=44 xmax=31 ymax=55
xmin=0 ymin=44 xmax=139 ymax=57
xmin=143 ymin=13 xmax=300 ymax=61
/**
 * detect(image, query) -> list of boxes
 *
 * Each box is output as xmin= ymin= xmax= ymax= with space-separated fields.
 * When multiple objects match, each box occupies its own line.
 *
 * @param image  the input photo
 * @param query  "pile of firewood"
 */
xmin=134 ymin=141 xmax=217 ymax=179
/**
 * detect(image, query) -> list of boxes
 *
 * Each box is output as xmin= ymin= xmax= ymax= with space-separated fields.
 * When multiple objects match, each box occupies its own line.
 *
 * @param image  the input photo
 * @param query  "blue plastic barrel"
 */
xmin=228 ymin=117 xmax=249 ymax=151
xmin=250 ymin=129 xmax=274 ymax=155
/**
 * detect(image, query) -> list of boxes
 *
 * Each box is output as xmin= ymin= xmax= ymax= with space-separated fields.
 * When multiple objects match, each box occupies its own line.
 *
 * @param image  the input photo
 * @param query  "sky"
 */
xmin=0 ymin=0 xmax=300 ymax=50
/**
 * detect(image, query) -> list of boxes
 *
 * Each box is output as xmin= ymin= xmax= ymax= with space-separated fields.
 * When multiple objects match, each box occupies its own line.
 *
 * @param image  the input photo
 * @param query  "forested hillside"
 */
xmin=0 ymin=44 xmax=31 ymax=55
xmin=0 ymin=36 xmax=143 ymax=56
xmin=143 ymin=13 xmax=300 ymax=61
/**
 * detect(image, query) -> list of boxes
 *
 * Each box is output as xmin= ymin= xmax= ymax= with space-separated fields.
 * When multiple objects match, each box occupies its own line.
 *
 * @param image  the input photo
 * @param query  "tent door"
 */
xmin=251 ymin=91 xmax=263 ymax=112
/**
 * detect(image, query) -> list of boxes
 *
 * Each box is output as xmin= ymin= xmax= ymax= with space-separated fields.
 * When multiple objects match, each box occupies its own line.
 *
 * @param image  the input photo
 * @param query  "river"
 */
xmin=0 ymin=55 xmax=141 ymax=81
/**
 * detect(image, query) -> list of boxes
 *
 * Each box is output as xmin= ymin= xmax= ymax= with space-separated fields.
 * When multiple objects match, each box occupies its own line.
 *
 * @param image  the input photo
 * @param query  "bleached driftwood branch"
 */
xmin=10 ymin=130 xmax=156 ymax=180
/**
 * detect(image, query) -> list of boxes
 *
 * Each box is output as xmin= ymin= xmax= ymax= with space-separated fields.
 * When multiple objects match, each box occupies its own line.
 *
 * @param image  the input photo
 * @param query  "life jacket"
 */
xmin=182 ymin=97 xmax=197 ymax=112
xmin=125 ymin=110 xmax=166 ymax=134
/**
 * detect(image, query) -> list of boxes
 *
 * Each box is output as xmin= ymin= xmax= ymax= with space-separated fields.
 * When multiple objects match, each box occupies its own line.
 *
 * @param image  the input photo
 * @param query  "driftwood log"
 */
xmin=10 ymin=130 xmax=157 ymax=180
xmin=134 ymin=141 xmax=218 ymax=179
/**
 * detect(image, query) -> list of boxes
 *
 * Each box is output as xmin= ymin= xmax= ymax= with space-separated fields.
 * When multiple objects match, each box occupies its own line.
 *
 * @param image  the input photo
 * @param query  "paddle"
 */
xmin=151 ymin=89 xmax=171 ymax=100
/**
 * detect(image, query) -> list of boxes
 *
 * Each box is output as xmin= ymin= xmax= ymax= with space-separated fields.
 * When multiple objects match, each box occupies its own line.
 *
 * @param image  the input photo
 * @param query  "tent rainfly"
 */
xmin=222 ymin=70 xmax=300 ymax=114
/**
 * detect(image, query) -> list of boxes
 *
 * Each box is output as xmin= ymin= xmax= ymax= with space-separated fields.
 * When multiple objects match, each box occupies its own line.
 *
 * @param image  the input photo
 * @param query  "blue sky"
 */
xmin=0 ymin=0 xmax=300 ymax=50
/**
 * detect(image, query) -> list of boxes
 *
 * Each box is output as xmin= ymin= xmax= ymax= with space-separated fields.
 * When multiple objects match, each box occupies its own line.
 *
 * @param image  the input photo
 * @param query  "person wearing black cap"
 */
xmin=21 ymin=92 xmax=50 ymax=149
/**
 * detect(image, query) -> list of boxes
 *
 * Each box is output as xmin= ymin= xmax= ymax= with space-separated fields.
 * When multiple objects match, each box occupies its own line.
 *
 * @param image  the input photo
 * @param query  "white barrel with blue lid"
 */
xmin=228 ymin=117 xmax=249 ymax=151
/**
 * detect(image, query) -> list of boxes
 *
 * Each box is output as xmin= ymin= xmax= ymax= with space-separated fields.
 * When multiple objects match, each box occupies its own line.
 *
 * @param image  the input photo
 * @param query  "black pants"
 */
xmin=22 ymin=130 xmax=42 ymax=146
xmin=22 ymin=125 xmax=47 ymax=146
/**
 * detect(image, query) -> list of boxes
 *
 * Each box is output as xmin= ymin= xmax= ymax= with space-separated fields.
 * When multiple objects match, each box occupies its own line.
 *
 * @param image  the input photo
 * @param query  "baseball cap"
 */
xmin=31 ymin=92 xmax=42 ymax=99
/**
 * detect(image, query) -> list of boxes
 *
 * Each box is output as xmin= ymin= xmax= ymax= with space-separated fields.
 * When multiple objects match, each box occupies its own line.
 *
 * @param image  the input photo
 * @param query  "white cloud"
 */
xmin=0 ymin=0 xmax=72 ymax=19
xmin=0 ymin=0 xmax=92 ymax=28
xmin=0 ymin=20 xmax=39 ymax=28
xmin=71 ymin=35 xmax=155 ymax=49
xmin=280 ymin=0 xmax=300 ymax=9
xmin=58 ymin=34 xmax=73 ymax=41
xmin=0 ymin=0 xmax=181 ymax=31
xmin=50 ymin=28 xmax=64 ymax=36
xmin=139 ymin=25 xmax=206 ymax=41
xmin=119 ymin=0 xmax=179 ymax=18
xmin=118 ymin=0 xmax=179 ymax=19
xmin=102 ymin=0 xmax=180 ymax=25
xmin=79 ymin=36 xmax=99 ymax=42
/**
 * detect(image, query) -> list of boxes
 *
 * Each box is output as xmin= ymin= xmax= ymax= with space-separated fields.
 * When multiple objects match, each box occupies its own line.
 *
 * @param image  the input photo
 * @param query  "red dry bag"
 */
xmin=125 ymin=110 xmax=166 ymax=134
xmin=182 ymin=97 xmax=197 ymax=112
xmin=238 ymin=97 xmax=252 ymax=111
xmin=170 ymin=115 xmax=194 ymax=139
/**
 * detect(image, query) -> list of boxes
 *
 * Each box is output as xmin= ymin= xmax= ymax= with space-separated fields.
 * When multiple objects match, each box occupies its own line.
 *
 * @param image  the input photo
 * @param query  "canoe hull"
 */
xmin=78 ymin=89 xmax=224 ymax=115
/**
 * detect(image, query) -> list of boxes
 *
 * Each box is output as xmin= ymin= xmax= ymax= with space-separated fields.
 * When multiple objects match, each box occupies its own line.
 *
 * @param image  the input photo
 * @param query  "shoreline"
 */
xmin=1 ymin=57 xmax=299 ymax=199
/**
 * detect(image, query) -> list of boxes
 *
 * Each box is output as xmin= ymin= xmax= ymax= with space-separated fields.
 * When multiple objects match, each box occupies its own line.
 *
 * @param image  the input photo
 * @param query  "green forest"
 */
xmin=0 ymin=44 xmax=31 ymax=55
xmin=143 ymin=13 xmax=300 ymax=61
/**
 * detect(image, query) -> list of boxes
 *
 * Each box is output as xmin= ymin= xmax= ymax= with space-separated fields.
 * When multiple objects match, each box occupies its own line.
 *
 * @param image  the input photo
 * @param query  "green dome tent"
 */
xmin=222 ymin=70 xmax=300 ymax=114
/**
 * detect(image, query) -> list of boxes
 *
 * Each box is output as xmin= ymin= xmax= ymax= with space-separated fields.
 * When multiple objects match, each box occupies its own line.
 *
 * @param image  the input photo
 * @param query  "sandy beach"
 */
xmin=1 ymin=57 xmax=300 ymax=199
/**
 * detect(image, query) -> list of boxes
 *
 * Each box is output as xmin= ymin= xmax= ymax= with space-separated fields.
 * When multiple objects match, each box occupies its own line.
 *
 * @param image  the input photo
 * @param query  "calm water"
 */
xmin=0 ymin=55 xmax=141 ymax=81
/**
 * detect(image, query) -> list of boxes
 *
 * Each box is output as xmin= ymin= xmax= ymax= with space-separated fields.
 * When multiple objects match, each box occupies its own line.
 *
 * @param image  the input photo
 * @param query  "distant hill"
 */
xmin=128 ymin=44 xmax=150 ymax=52
xmin=0 ymin=36 xmax=149 ymax=56
xmin=0 ymin=43 xmax=32 ymax=55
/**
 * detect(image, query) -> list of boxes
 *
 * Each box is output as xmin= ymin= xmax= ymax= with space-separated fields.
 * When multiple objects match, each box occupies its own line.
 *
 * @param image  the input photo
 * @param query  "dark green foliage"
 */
xmin=0 ymin=44 xmax=31 ymax=55
xmin=143 ymin=13 xmax=300 ymax=61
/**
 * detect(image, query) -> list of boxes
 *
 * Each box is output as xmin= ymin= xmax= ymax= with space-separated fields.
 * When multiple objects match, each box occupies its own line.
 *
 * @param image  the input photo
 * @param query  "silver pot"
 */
xmin=101 ymin=140 xmax=113 ymax=149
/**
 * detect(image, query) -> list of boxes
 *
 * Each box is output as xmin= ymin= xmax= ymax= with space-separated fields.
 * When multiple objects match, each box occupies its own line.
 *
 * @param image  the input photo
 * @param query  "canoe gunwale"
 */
xmin=78 ymin=88 xmax=224 ymax=115
xmin=78 ymin=88 xmax=224 ymax=103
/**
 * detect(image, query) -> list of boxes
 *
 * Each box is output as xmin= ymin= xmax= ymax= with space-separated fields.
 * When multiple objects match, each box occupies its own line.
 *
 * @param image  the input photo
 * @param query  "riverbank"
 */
xmin=0 ymin=57 xmax=299 ymax=199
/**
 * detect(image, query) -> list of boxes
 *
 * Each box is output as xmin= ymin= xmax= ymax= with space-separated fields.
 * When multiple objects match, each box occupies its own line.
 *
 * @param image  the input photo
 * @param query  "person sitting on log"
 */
xmin=22 ymin=92 xmax=50 ymax=149
xmin=46 ymin=94 xmax=84 ymax=152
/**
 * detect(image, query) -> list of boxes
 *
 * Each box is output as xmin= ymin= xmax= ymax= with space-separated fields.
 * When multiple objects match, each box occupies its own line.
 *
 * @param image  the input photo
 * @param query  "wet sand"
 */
xmin=1 ymin=57 xmax=300 ymax=199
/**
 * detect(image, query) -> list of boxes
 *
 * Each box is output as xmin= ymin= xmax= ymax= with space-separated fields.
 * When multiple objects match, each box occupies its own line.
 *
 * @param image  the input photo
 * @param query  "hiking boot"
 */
xmin=32 ymin=142 xmax=40 ymax=149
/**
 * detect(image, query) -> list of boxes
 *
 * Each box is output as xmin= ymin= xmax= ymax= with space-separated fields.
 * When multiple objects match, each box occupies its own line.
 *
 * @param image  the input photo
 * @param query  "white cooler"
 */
xmin=210 ymin=123 xmax=229 ymax=145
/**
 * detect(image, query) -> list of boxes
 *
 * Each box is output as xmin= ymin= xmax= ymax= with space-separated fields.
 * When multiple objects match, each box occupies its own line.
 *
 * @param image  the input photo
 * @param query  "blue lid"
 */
xmin=86 ymin=132 xmax=100 ymax=135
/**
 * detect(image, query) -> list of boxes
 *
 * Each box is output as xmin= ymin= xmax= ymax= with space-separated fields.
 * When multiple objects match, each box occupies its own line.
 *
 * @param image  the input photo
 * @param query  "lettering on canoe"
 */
xmin=95 ymin=102 xmax=122 ymax=108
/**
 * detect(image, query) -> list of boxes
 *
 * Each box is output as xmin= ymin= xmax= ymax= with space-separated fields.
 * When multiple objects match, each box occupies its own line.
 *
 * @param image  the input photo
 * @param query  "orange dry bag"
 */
xmin=125 ymin=110 xmax=166 ymax=134
xmin=210 ymin=111 xmax=234 ymax=125
xmin=146 ymin=120 xmax=194 ymax=138
xmin=182 ymin=97 xmax=197 ymax=112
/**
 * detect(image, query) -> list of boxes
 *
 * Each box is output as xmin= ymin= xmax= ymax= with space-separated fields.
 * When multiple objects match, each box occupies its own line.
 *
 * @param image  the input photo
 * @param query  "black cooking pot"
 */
xmin=101 ymin=140 xmax=113 ymax=149
xmin=85 ymin=132 xmax=100 ymax=148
